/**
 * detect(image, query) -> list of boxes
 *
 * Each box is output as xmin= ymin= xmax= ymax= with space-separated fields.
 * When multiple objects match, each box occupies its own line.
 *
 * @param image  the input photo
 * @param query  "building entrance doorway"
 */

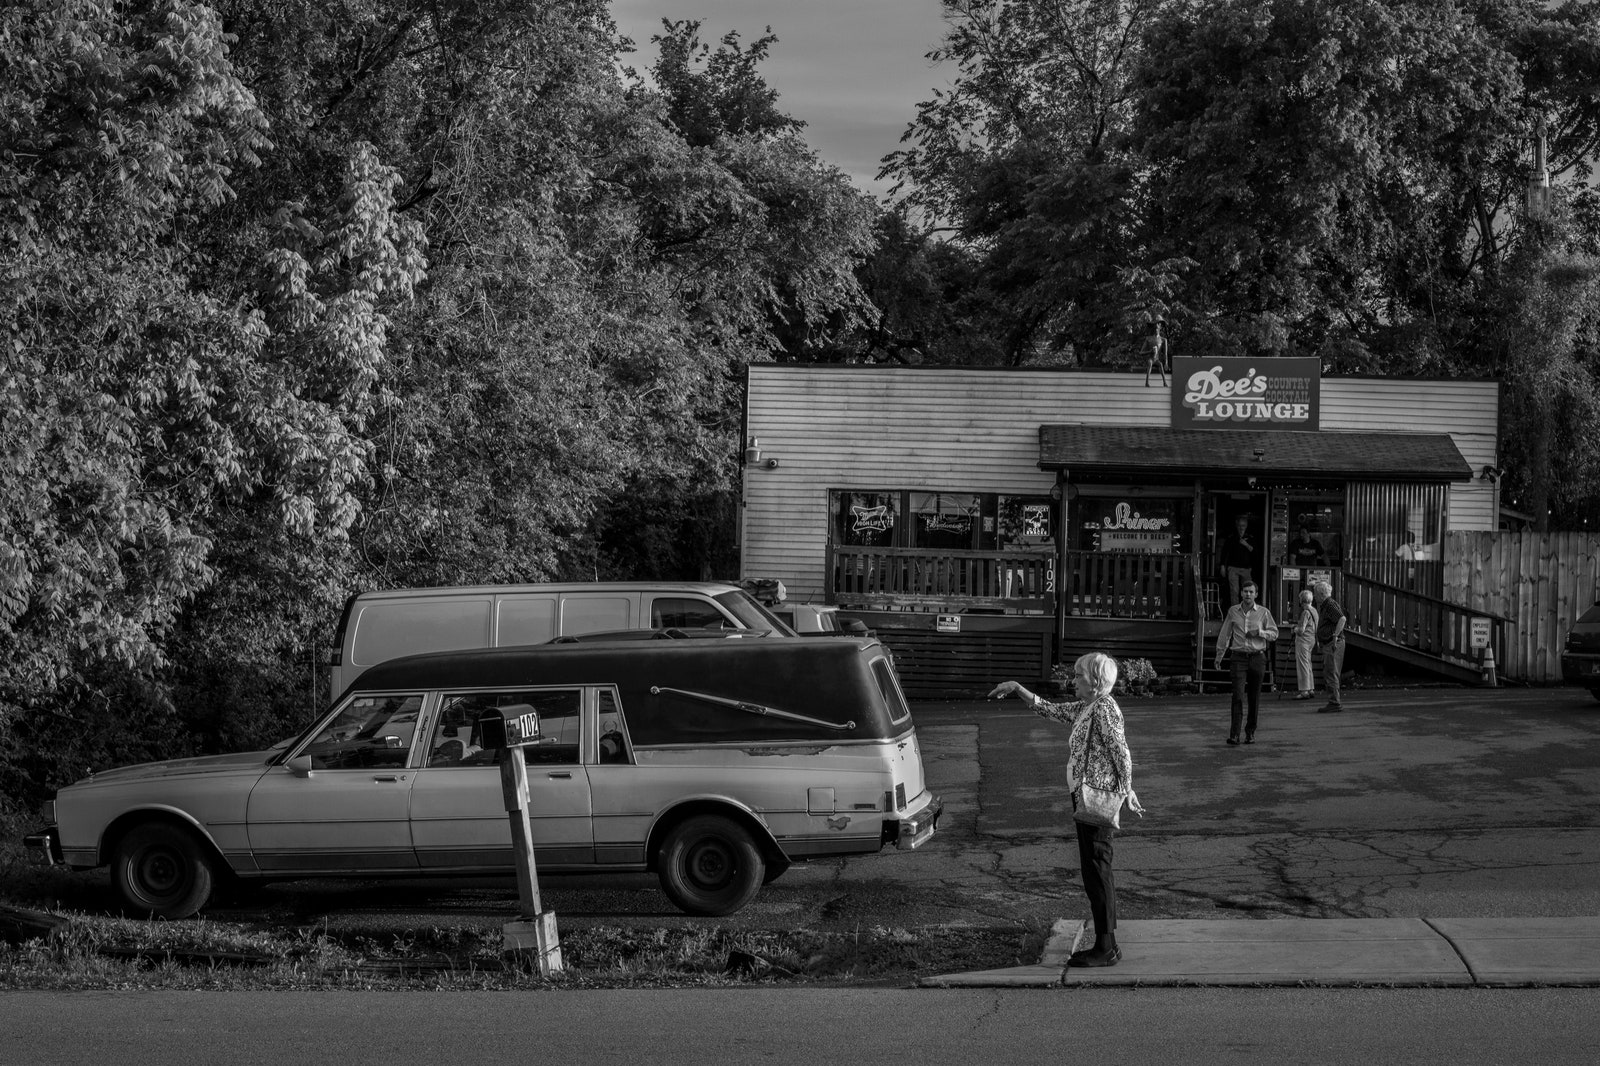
xmin=1207 ymin=492 xmax=1269 ymax=612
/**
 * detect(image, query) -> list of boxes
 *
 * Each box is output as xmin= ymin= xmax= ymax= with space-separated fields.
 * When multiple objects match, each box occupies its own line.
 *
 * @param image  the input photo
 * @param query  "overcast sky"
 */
xmin=610 ymin=0 xmax=954 ymax=200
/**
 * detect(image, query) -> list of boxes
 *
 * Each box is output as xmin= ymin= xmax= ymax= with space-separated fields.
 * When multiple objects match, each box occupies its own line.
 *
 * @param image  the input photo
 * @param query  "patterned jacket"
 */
xmin=1033 ymin=693 xmax=1132 ymax=793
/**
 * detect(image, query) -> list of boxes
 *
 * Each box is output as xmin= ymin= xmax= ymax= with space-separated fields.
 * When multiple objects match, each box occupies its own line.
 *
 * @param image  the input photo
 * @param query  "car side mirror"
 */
xmin=287 ymin=754 xmax=314 ymax=778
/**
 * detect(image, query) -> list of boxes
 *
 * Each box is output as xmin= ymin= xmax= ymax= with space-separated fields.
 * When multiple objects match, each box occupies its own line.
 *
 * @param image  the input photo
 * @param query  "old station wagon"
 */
xmin=26 ymin=638 xmax=941 ymax=918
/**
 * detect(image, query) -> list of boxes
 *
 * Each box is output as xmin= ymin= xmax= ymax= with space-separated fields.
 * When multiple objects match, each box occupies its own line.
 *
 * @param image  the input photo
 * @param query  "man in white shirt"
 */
xmin=1214 ymin=580 xmax=1280 ymax=745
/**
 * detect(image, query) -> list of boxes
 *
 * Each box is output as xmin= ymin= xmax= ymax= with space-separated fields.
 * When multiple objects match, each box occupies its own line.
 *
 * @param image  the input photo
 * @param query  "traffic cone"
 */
xmin=1480 ymin=645 xmax=1498 ymax=688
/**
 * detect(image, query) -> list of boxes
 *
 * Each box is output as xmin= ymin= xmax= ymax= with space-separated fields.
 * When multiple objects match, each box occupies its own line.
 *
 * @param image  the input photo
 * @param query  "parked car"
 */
xmin=769 ymin=603 xmax=872 ymax=637
xmin=25 ymin=637 xmax=941 ymax=919
xmin=1562 ymin=602 xmax=1600 ymax=701
xmin=327 ymin=582 xmax=797 ymax=699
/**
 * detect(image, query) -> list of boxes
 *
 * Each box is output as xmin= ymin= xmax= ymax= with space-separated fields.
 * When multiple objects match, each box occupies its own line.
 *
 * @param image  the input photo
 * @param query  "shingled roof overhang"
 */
xmin=1038 ymin=426 xmax=1473 ymax=482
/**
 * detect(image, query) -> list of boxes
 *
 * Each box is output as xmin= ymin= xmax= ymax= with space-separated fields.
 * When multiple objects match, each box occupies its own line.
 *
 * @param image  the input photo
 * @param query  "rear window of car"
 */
xmin=871 ymin=657 xmax=912 ymax=727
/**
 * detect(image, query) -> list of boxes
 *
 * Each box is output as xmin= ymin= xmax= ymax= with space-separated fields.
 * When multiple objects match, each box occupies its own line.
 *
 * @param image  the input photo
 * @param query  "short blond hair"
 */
xmin=1299 ymin=589 xmax=1314 ymax=605
xmin=1076 ymin=652 xmax=1118 ymax=697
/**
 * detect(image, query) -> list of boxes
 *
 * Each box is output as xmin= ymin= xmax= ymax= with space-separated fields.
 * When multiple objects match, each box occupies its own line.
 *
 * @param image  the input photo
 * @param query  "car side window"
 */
xmin=596 ymin=689 xmax=633 ymax=766
xmin=430 ymin=689 xmax=583 ymax=767
xmin=651 ymin=597 xmax=729 ymax=629
xmin=302 ymin=694 xmax=425 ymax=770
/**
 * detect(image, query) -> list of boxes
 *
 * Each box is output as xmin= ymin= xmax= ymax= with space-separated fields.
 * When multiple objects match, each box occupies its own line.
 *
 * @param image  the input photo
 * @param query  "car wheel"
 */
xmin=658 ymin=815 xmax=765 ymax=916
xmin=113 ymin=822 xmax=216 ymax=919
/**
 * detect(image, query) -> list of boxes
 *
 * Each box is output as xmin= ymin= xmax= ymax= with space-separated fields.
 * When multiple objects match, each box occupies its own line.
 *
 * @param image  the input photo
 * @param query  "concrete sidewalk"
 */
xmin=921 ymin=917 xmax=1600 ymax=988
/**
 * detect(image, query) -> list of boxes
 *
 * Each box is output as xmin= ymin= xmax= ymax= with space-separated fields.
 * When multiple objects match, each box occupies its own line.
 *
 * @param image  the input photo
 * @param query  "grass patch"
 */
xmin=0 ymin=905 xmax=1044 ymax=990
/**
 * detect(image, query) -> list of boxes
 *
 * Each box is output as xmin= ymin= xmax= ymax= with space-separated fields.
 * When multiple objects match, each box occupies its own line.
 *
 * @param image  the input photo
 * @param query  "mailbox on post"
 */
xmin=477 ymin=707 xmax=561 ymax=974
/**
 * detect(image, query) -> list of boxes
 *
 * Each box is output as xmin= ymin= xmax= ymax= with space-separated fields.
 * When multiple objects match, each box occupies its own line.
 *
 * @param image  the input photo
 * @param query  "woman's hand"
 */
xmin=986 ymin=680 xmax=1026 ymax=700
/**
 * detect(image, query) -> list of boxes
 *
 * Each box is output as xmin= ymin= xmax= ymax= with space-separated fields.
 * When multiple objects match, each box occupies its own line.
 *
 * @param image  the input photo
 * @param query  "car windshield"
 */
xmin=716 ymin=591 xmax=797 ymax=635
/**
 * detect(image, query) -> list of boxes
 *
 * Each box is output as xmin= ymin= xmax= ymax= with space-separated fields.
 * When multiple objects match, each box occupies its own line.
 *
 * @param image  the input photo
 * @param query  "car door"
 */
xmin=245 ymin=691 xmax=426 ymax=873
xmin=408 ymin=687 xmax=594 ymax=870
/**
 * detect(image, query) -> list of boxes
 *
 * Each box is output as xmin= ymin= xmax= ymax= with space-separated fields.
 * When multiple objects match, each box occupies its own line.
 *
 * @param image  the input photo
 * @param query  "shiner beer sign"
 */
xmin=1171 ymin=356 xmax=1320 ymax=431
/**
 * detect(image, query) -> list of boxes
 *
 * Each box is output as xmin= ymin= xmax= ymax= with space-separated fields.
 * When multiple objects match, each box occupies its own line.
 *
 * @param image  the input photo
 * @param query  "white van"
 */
xmin=328 ymin=582 xmax=795 ymax=699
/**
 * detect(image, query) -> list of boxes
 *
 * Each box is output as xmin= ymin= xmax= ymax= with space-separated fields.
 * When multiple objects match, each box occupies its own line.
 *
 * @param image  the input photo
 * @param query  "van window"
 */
xmin=302 ymin=694 xmax=425 ymax=770
xmin=352 ymin=599 xmax=491 ymax=666
xmin=651 ymin=597 xmax=728 ymax=629
xmin=435 ymin=689 xmax=583 ymax=765
xmin=871 ymin=658 xmax=912 ymax=726
xmin=562 ymin=596 xmax=632 ymax=635
xmin=498 ymin=595 xmax=558 ymax=646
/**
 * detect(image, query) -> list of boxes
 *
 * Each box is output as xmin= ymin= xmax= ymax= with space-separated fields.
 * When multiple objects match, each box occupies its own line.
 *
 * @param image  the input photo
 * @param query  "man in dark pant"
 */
xmin=1076 ymin=823 xmax=1116 ymax=940
xmin=1213 ymin=580 xmax=1279 ymax=744
xmin=1311 ymin=579 xmax=1347 ymax=712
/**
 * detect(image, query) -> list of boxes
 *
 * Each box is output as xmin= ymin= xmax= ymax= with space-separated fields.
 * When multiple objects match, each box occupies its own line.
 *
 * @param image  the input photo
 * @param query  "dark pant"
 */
xmin=1075 ymin=820 xmax=1117 ymax=936
xmin=1230 ymin=649 xmax=1266 ymax=738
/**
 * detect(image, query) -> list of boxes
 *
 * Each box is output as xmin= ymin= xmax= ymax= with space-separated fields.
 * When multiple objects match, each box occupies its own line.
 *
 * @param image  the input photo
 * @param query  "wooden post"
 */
xmin=499 ymin=747 xmax=562 ymax=974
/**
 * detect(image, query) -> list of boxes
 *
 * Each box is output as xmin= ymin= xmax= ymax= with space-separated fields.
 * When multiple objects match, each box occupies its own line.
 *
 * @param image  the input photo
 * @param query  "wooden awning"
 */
xmin=1038 ymin=425 xmax=1473 ymax=481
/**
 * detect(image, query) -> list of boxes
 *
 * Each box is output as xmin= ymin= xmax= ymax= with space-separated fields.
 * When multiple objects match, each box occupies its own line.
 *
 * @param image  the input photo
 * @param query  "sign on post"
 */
xmin=478 ymin=709 xmax=563 ymax=974
xmin=1469 ymin=617 xmax=1492 ymax=650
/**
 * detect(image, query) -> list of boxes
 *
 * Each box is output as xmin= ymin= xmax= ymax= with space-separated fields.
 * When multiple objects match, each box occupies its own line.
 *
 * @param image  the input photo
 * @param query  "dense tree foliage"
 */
xmin=884 ymin=0 xmax=1600 ymax=524
xmin=0 ymin=1 xmax=876 ymax=801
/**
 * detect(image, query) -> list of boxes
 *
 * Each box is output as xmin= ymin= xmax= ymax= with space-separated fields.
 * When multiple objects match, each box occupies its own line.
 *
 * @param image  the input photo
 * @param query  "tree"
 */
xmin=884 ymin=0 xmax=1187 ymax=366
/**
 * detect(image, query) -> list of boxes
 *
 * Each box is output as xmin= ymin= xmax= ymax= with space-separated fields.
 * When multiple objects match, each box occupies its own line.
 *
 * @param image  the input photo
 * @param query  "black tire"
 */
xmin=658 ymin=814 xmax=765 ymax=916
xmin=112 ymin=822 xmax=216 ymax=919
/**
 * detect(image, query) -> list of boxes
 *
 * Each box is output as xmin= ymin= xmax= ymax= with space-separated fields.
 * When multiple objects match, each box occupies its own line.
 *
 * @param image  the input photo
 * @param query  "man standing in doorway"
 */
xmin=1220 ymin=514 xmax=1257 ymax=608
xmin=1214 ymin=580 xmax=1279 ymax=745
xmin=1312 ymin=579 xmax=1346 ymax=712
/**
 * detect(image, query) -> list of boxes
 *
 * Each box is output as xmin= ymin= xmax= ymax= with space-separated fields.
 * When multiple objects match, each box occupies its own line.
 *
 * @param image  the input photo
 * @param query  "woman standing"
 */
xmin=1293 ymin=588 xmax=1320 ymax=700
xmin=988 ymin=652 xmax=1140 ymax=967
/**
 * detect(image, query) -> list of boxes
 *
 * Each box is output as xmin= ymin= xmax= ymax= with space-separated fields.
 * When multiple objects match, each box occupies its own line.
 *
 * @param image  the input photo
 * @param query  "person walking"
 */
xmin=1311 ymin=579 xmax=1347 ymax=712
xmin=1293 ymin=587 xmax=1319 ymax=699
xmin=988 ymin=652 xmax=1141 ymax=968
xmin=1214 ymin=580 xmax=1279 ymax=744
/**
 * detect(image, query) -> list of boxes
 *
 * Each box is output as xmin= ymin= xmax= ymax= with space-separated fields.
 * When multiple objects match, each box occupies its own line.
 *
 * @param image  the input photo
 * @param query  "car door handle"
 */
xmin=547 ymin=771 xmax=573 ymax=779
xmin=372 ymin=775 xmax=407 ymax=782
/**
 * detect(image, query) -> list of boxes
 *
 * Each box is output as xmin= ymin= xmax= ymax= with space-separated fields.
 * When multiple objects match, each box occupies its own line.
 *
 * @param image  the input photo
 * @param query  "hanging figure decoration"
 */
xmin=1145 ymin=316 xmax=1170 ymax=387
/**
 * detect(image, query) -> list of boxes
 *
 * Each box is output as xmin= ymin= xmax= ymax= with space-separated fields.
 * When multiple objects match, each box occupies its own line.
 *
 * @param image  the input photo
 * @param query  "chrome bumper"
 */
xmin=893 ymin=793 xmax=943 ymax=851
xmin=23 ymin=827 xmax=62 ymax=866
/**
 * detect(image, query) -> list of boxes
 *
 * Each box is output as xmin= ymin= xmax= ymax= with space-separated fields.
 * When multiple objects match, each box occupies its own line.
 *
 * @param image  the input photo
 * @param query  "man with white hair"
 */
xmin=1311 ymin=580 xmax=1347 ymax=712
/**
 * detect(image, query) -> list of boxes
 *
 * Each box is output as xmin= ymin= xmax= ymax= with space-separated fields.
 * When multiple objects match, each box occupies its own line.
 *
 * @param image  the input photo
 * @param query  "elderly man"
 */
xmin=1311 ymin=579 xmax=1347 ymax=712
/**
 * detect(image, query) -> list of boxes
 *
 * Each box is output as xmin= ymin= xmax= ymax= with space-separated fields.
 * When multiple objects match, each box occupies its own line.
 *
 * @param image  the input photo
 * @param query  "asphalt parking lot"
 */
xmin=167 ymin=682 xmax=1600 ymax=938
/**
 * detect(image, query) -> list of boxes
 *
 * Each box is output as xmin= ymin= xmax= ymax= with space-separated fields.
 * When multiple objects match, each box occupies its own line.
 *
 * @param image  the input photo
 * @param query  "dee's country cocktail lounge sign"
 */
xmin=1171 ymin=356 xmax=1320 ymax=430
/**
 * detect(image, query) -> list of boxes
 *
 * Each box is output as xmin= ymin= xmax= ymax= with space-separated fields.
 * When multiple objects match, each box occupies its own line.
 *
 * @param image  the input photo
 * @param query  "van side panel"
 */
xmin=351 ymin=598 xmax=493 ymax=667
xmin=560 ymin=595 xmax=634 ymax=635
xmin=497 ymin=595 xmax=558 ymax=646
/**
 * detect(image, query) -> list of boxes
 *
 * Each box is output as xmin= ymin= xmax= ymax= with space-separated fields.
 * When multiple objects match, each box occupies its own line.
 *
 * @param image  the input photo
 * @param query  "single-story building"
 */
xmin=740 ymin=360 xmax=1503 ymax=696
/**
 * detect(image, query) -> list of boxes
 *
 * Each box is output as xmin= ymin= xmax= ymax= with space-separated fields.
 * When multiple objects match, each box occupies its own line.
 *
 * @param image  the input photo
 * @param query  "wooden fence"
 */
xmin=1444 ymin=531 xmax=1600 ymax=683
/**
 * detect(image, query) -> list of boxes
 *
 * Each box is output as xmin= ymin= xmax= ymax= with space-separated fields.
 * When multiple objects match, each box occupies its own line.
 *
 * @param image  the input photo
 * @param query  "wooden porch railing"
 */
xmin=1062 ymin=550 xmax=1194 ymax=620
xmin=1340 ymin=572 xmax=1508 ymax=670
xmin=829 ymin=546 xmax=1055 ymax=611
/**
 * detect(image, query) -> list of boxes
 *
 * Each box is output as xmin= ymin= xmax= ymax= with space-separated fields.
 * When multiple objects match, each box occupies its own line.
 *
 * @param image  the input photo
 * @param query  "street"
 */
xmin=2 ymin=987 xmax=1598 ymax=1065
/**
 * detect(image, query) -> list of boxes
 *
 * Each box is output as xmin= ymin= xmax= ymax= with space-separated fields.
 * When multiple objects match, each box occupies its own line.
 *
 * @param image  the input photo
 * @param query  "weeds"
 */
xmin=0 ymin=901 xmax=1044 ymax=991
